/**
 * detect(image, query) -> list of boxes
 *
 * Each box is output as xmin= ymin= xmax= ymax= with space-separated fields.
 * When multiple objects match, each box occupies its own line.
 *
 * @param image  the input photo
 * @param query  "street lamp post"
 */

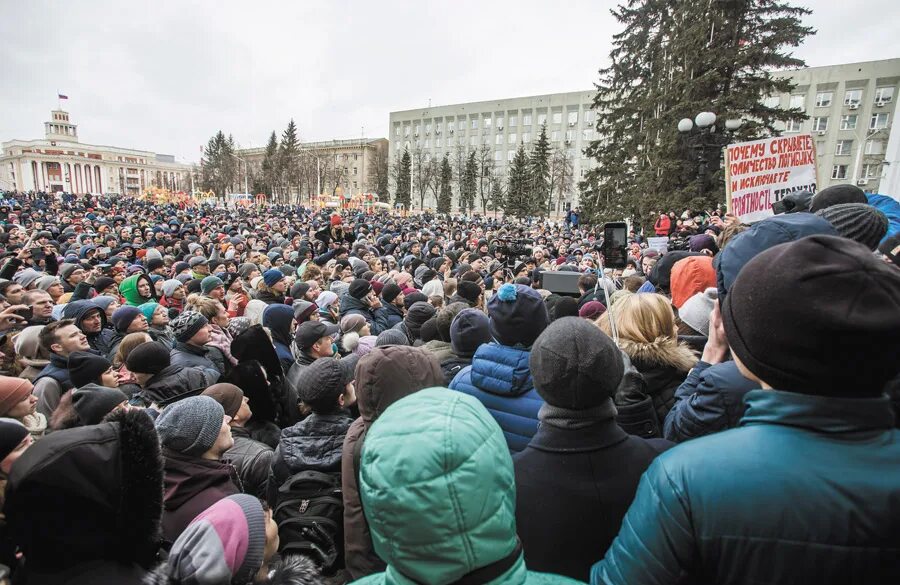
xmin=677 ymin=112 xmax=743 ymax=201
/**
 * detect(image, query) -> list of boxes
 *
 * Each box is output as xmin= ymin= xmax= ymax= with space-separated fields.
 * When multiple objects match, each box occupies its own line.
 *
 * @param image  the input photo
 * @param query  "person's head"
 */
xmin=340 ymin=313 xmax=370 ymax=337
xmin=161 ymin=279 xmax=185 ymax=300
xmin=200 ymin=275 xmax=226 ymax=300
xmin=0 ymin=377 xmax=37 ymax=420
xmin=186 ymin=294 xmax=228 ymax=329
xmin=262 ymin=269 xmax=286 ymax=293
xmin=163 ymin=494 xmax=284 ymax=585
xmin=815 ymin=203 xmax=889 ymax=251
xmin=670 ymin=256 xmax=716 ymax=309
xmin=202 ymin=383 xmax=250 ymax=426
xmin=449 ymin=308 xmax=491 ymax=358
xmin=125 ymin=341 xmax=171 ymax=385
xmin=723 ymin=235 xmax=900 ymax=397
xmin=599 ymin=292 xmax=677 ymax=343
xmin=381 ymin=282 xmax=404 ymax=308
xmin=295 ymin=355 xmax=359 ymax=413
xmin=39 ymin=319 xmax=89 ymax=357
xmin=112 ymin=331 xmax=152 ymax=368
xmin=809 ymin=183 xmax=868 ymax=213
xmin=641 ymin=255 xmax=658 ymax=276
xmin=454 ymin=280 xmax=482 ymax=307
xmin=0 ymin=282 xmax=25 ymax=304
xmin=68 ymin=351 xmax=118 ymax=388
xmin=170 ymin=311 xmax=211 ymax=346
xmin=487 ymin=284 xmax=549 ymax=348
xmin=76 ymin=304 xmax=105 ymax=334
xmin=359 ymin=388 xmax=519 ymax=583
xmin=355 ymin=346 xmax=443 ymax=424
xmin=145 ymin=303 xmax=169 ymax=327
xmin=111 ymin=305 xmax=148 ymax=334
xmin=51 ymin=384 xmax=129 ymax=429
xmin=23 ymin=289 xmax=54 ymax=320
xmin=155 ymin=395 xmax=233 ymax=459
xmin=404 ymin=301 xmax=436 ymax=341
xmin=0 ymin=418 xmax=32 ymax=474
xmin=295 ymin=320 xmax=339 ymax=358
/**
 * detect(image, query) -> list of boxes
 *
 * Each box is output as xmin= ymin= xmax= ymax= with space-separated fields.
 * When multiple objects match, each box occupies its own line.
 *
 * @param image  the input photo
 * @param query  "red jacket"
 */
xmin=654 ymin=216 xmax=671 ymax=236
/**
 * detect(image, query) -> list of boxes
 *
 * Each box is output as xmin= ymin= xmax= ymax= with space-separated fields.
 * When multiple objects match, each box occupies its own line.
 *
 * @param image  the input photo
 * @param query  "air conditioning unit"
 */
xmin=568 ymin=122 xmax=576 ymax=127
xmin=817 ymin=131 xmax=827 ymax=136
xmin=435 ymin=128 xmax=441 ymax=134
xmin=414 ymin=133 xmax=419 ymax=138
xmin=497 ymin=125 xmax=504 ymax=131
xmin=449 ymin=129 xmax=454 ymax=134
xmin=564 ymin=140 xmax=572 ymax=146
xmin=848 ymin=103 xmax=859 ymax=110
xmin=856 ymin=178 xmax=868 ymax=185
xmin=875 ymin=101 xmax=887 ymax=107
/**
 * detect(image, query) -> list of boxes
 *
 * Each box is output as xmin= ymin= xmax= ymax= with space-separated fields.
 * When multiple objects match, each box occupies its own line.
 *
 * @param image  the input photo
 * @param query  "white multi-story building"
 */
xmin=388 ymin=58 xmax=900 ymax=209
xmin=0 ymin=109 xmax=192 ymax=196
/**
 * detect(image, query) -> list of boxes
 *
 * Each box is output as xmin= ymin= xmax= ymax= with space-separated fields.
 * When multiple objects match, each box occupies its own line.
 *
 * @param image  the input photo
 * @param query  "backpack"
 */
xmin=273 ymin=469 xmax=344 ymax=573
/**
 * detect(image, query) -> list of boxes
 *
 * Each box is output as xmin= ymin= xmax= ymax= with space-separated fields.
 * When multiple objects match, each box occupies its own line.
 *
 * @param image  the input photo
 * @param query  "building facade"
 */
xmin=237 ymin=137 xmax=388 ymax=203
xmin=0 ymin=109 xmax=192 ymax=196
xmin=771 ymin=58 xmax=899 ymax=195
xmin=388 ymin=90 xmax=596 ymax=212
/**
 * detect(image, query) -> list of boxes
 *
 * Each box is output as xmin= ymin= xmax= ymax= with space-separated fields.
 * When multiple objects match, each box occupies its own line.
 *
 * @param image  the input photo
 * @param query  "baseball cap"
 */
xmin=295 ymin=320 xmax=340 ymax=350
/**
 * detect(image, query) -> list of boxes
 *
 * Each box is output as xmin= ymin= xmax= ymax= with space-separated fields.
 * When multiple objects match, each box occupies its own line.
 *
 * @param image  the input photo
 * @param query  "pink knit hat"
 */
xmin=0 ymin=376 xmax=34 ymax=416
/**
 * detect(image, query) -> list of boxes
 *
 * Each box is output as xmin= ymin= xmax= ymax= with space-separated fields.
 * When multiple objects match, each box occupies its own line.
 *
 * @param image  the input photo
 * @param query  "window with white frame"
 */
xmin=840 ymin=114 xmax=858 ymax=130
xmin=425 ymin=122 xmax=432 ymax=133
xmin=522 ymin=132 xmax=531 ymax=143
xmin=870 ymin=113 xmax=889 ymax=129
xmin=435 ymin=138 xmax=442 ymax=148
xmin=551 ymin=130 xmax=560 ymax=141
xmin=508 ymin=133 xmax=517 ymax=144
xmin=508 ymin=115 xmax=517 ymax=127
xmin=835 ymin=140 xmax=852 ymax=156
xmin=495 ymin=134 xmax=502 ymax=145
xmin=862 ymin=163 xmax=881 ymax=178
xmin=507 ymin=150 xmax=515 ymax=162
xmin=874 ymin=86 xmax=894 ymax=105
xmin=815 ymin=92 xmax=833 ymax=107
xmin=483 ymin=135 xmax=490 ymax=145
xmin=831 ymin=164 xmax=848 ymax=179
xmin=583 ymin=129 xmax=594 ymax=141
xmin=394 ymin=125 xmax=401 ymax=137
xmin=523 ymin=113 xmax=532 ymax=126
xmin=471 ymin=118 xmax=477 ymax=130
xmin=565 ymin=130 xmax=574 ymax=142
xmin=414 ymin=124 xmax=421 ymax=135
xmin=552 ymin=112 xmax=562 ymax=124
xmin=763 ymin=95 xmax=780 ymax=108
xmin=404 ymin=126 xmax=410 ymax=137
xmin=865 ymin=139 xmax=884 ymax=155
xmin=567 ymin=111 xmax=578 ymax=125
xmin=483 ymin=116 xmax=492 ymax=129
xmin=789 ymin=94 xmax=805 ymax=111
xmin=424 ymin=139 xmax=430 ymax=148
xmin=844 ymin=89 xmax=862 ymax=106
xmin=785 ymin=119 xmax=803 ymax=133
xmin=538 ymin=113 xmax=547 ymax=126
xmin=469 ymin=136 xmax=476 ymax=146
xmin=494 ymin=151 xmax=502 ymax=162
xmin=496 ymin=117 xmax=504 ymax=129
xmin=447 ymin=121 xmax=455 ymax=132
xmin=584 ymin=110 xmax=596 ymax=124
xmin=813 ymin=117 xmax=828 ymax=131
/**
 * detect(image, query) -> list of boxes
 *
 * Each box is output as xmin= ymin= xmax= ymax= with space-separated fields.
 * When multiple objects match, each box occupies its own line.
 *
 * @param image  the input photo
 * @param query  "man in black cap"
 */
xmin=339 ymin=278 xmax=382 ymax=334
xmin=283 ymin=320 xmax=339 ymax=425
xmin=373 ymin=282 xmax=405 ymax=332
xmin=592 ymin=235 xmax=900 ymax=585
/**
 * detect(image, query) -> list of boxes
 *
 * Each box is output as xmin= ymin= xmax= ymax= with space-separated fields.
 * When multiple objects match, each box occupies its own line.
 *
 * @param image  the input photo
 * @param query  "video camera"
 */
xmin=490 ymin=237 xmax=534 ymax=267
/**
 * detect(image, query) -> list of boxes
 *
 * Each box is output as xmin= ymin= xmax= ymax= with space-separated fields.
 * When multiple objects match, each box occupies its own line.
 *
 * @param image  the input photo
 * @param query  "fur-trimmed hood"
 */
xmin=143 ymin=554 xmax=322 ymax=585
xmin=618 ymin=337 xmax=698 ymax=373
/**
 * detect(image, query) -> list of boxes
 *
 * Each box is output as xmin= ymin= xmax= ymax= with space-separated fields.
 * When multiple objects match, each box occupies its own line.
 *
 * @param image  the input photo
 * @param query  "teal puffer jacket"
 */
xmin=354 ymin=387 xmax=582 ymax=585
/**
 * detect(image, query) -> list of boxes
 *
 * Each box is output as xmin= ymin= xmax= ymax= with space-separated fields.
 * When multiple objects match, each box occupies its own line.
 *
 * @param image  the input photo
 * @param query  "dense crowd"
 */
xmin=0 ymin=183 xmax=897 ymax=585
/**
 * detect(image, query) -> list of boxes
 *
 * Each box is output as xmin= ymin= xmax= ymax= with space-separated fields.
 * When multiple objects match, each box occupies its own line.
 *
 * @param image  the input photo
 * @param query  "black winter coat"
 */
xmin=514 ymin=416 xmax=671 ymax=581
xmin=140 ymin=365 xmax=218 ymax=406
xmin=269 ymin=412 xmax=352 ymax=494
xmin=440 ymin=355 xmax=472 ymax=386
xmin=223 ymin=426 xmax=274 ymax=499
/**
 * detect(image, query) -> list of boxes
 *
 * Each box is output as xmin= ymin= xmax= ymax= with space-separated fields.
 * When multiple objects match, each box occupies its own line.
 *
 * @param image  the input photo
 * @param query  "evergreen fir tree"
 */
xmin=463 ymin=150 xmax=478 ymax=213
xmin=200 ymin=131 xmax=236 ymax=200
xmin=529 ymin=124 xmax=552 ymax=215
xmin=580 ymin=0 xmax=812 ymax=225
xmin=280 ymin=119 xmax=300 ymax=202
xmin=505 ymin=143 xmax=532 ymax=218
xmin=395 ymin=148 xmax=412 ymax=209
xmin=437 ymin=154 xmax=453 ymax=214
xmin=261 ymin=131 xmax=280 ymax=197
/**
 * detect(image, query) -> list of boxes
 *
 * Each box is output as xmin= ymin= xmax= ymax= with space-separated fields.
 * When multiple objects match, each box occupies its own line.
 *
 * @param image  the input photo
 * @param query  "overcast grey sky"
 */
xmin=1 ymin=0 xmax=897 ymax=162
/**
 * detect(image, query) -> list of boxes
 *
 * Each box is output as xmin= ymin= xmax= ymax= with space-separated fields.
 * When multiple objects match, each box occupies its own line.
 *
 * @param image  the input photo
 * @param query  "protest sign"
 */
xmin=647 ymin=236 xmax=668 ymax=254
xmin=725 ymin=134 xmax=818 ymax=223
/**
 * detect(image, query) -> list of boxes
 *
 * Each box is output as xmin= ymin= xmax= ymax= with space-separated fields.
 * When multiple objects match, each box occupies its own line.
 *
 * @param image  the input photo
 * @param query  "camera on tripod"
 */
xmin=490 ymin=237 xmax=534 ymax=267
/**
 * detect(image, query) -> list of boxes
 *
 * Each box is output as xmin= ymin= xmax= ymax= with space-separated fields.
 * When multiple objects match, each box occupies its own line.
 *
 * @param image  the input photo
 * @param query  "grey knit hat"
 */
xmin=678 ymin=287 xmax=717 ymax=337
xmin=376 ymin=328 xmax=409 ymax=347
xmin=155 ymin=395 xmax=224 ymax=456
xmin=170 ymin=312 xmax=209 ymax=343
xmin=161 ymin=279 xmax=183 ymax=298
xmin=815 ymin=203 xmax=888 ymax=251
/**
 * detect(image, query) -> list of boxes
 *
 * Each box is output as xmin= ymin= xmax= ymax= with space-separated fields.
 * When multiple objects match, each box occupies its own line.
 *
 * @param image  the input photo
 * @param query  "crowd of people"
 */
xmin=0 ymin=182 xmax=897 ymax=585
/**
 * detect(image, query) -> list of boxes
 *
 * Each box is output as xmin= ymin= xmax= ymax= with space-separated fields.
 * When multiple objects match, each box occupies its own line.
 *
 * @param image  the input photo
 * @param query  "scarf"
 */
xmin=538 ymin=398 xmax=618 ymax=430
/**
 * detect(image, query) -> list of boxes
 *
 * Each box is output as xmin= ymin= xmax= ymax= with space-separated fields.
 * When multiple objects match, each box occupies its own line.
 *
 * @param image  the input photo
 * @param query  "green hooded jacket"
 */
xmin=119 ymin=274 xmax=154 ymax=307
xmin=354 ymin=387 xmax=583 ymax=585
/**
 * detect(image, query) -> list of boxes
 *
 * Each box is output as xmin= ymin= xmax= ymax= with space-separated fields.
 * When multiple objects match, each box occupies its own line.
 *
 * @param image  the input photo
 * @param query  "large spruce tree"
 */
xmin=437 ymin=154 xmax=453 ymax=214
xmin=463 ymin=150 xmax=478 ymax=213
xmin=395 ymin=148 xmax=412 ymax=209
xmin=529 ymin=124 xmax=552 ymax=215
xmin=261 ymin=131 xmax=280 ymax=197
xmin=505 ymin=143 xmax=534 ymax=218
xmin=200 ymin=130 xmax=236 ymax=200
xmin=280 ymin=120 xmax=300 ymax=202
xmin=580 ymin=0 xmax=813 ymax=225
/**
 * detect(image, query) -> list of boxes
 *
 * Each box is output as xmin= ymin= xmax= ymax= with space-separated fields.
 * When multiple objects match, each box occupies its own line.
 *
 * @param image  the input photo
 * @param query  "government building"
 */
xmin=388 ymin=58 xmax=900 ymax=209
xmin=0 ymin=109 xmax=192 ymax=196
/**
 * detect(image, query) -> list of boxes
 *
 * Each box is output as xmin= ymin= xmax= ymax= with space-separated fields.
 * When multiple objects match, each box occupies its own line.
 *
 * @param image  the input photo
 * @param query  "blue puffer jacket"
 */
xmin=449 ymin=342 xmax=543 ymax=453
xmin=662 ymin=360 xmax=758 ymax=443
xmin=868 ymin=193 xmax=900 ymax=241
xmin=592 ymin=389 xmax=900 ymax=585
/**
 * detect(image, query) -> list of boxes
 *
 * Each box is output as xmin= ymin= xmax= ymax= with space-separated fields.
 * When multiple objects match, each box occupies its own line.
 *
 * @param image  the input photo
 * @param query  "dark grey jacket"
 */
xmin=224 ymin=426 xmax=274 ymax=499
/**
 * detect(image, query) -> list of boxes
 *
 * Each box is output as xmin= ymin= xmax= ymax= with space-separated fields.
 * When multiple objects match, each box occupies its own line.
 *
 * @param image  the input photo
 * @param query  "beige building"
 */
xmin=0 ymin=109 xmax=192 ymax=196
xmin=237 ymin=137 xmax=388 ymax=203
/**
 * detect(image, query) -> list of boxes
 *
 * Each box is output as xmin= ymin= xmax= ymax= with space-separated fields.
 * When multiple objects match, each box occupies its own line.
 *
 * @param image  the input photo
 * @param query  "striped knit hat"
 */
xmin=815 ymin=203 xmax=888 ymax=251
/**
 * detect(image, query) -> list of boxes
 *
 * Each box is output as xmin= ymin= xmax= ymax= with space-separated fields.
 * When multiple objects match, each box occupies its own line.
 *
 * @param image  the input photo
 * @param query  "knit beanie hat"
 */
xmin=161 ymin=279 xmax=183 ymax=298
xmin=93 ymin=276 xmax=117 ymax=293
xmin=578 ymin=300 xmax=607 ymax=320
xmin=879 ymin=233 xmax=900 ymax=265
xmin=155 ymin=395 xmax=224 ymax=456
xmin=139 ymin=302 xmax=160 ymax=324
xmin=0 ymin=418 xmax=28 ymax=461
xmin=381 ymin=283 xmax=402 ymax=303
xmin=678 ymin=288 xmax=717 ymax=337
xmin=14 ymin=268 xmax=43 ymax=289
xmin=172 ymin=261 xmax=190 ymax=275
xmin=71 ymin=384 xmax=128 ymax=425
xmin=200 ymin=275 xmax=224 ymax=295
xmin=340 ymin=313 xmax=368 ymax=334
xmin=170 ymin=312 xmax=209 ymax=343
xmin=376 ymin=328 xmax=409 ymax=347
xmin=165 ymin=494 xmax=267 ymax=585
xmin=349 ymin=278 xmax=372 ymax=299
xmin=450 ymin=309 xmax=491 ymax=357
xmin=67 ymin=351 xmax=112 ymax=388
xmin=202 ymin=383 xmax=244 ymax=419
xmin=0 ymin=377 xmax=33 ymax=417
xmin=330 ymin=280 xmax=350 ymax=298
xmin=816 ymin=203 xmax=889 ymax=251
xmin=188 ymin=257 xmax=208 ymax=268
xmin=722 ymin=235 xmax=900 ymax=397
xmin=551 ymin=296 xmax=579 ymax=320
xmin=403 ymin=291 xmax=428 ymax=310
xmin=146 ymin=257 xmax=165 ymax=273
xmin=262 ymin=269 xmax=284 ymax=288
xmin=419 ymin=318 xmax=439 ymax=343
xmin=487 ymin=284 xmax=549 ymax=347
xmin=34 ymin=276 xmax=60 ymax=291
xmin=404 ymin=302 xmax=436 ymax=340
xmin=530 ymin=317 xmax=624 ymax=409
xmin=111 ymin=306 xmax=143 ymax=333
xmin=809 ymin=183 xmax=868 ymax=212
xmin=295 ymin=356 xmax=359 ymax=410
xmin=238 ymin=263 xmax=258 ymax=279
xmin=315 ymin=290 xmax=338 ymax=309
xmin=290 ymin=281 xmax=310 ymax=300
xmin=125 ymin=341 xmax=171 ymax=375
xmin=292 ymin=300 xmax=317 ymax=323
xmin=59 ymin=263 xmax=79 ymax=281
xmin=455 ymin=280 xmax=482 ymax=305
xmin=670 ymin=256 xmax=716 ymax=309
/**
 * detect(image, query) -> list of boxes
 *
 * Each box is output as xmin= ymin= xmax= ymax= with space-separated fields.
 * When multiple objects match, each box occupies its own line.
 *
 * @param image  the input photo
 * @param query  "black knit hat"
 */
xmin=170 ymin=312 xmax=209 ymax=343
xmin=879 ymin=233 xmax=900 ymax=265
xmin=815 ymin=203 xmax=888 ymax=251
xmin=381 ymin=283 xmax=402 ymax=303
xmin=403 ymin=291 xmax=428 ymax=310
xmin=530 ymin=317 xmax=624 ymax=408
xmin=93 ymin=276 xmax=117 ymax=293
xmin=348 ymin=278 xmax=372 ymax=299
xmin=125 ymin=341 xmax=171 ymax=375
xmin=419 ymin=318 xmax=439 ymax=343
xmin=455 ymin=280 xmax=481 ymax=305
xmin=72 ymin=384 xmax=128 ymax=425
xmin=809 ymin=184 xmax=868 ymax=212
xmin=722 ymin=235 xmax=900 ymax=397
xmin=450 ymin=309 xmax=491 ymax=357
xmin=404 ymin=302 xmax=436 ymax=340
xmin=67 ymin=351 xmax=112 ymax=388
xmin=0 ymin=418 xmax=28 ymax=462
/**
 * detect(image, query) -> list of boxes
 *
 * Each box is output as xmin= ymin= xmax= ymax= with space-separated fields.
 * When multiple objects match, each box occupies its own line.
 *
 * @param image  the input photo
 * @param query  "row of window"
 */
xmin=832 ymin=139 xmax=885 ymax=156
xmin=395 ymin=110 xmax=596 ymax=137
xmin=831 ymin=163 xmax=881 ymax=180
xmin=401 ymin=128 xmax=595 ymax=151
xmin=784 ymin=112 xmax=890 ymax=133
xmin=766 ymin=87 xmax=895 ymax=110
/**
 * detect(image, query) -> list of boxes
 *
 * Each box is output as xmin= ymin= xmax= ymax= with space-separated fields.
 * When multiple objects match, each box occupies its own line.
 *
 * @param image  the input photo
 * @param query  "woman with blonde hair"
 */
xmin=112 ymin=331 xmax=153 ymax=399
xmin=599 ymin=293 xmax=696 ymax=423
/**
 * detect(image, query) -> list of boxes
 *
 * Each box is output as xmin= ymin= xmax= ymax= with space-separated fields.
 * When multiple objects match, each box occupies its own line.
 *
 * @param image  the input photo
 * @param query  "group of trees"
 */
xmin=390 ymin=124 xmax=574 ymax=217
xmin=579 ymin=0 xmax=813 ymax=224
xmin=200 ymin=131 xmax=237 ymax=198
